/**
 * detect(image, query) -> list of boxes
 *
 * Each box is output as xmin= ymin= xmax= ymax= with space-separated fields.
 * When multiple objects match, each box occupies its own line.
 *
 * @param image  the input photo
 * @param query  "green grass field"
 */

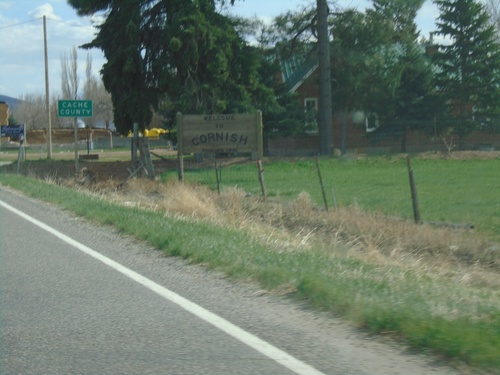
xmin=163 ymin=156 xmax=500 ymax=241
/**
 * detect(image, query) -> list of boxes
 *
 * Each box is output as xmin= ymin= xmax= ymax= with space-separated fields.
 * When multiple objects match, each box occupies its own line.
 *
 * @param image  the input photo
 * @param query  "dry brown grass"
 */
xmin=417 ymin=150 xmax=500 ymax=160
xmin=65 ymin=176 xmax=499 ymax=289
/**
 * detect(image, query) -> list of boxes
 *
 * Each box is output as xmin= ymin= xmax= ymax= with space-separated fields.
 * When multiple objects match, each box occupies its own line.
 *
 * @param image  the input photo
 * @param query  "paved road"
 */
xmin=0 ymin=187 xmax=464 ymax=375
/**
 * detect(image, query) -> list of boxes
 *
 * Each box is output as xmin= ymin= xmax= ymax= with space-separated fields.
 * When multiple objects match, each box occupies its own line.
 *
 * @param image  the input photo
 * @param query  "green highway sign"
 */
xmin=58 ymin=100 xmax=93 ymax=117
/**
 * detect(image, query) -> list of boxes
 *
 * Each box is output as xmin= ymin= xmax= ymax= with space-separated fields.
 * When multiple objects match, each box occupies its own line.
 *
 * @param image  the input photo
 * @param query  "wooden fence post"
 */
xmin=176 ymin=113 xmax=184 ymax=182
xmin=407 ymin=155 xmax=421 ymax=224
xmin=257 ymin=160 xmax=267 ymax=201
xmin=214 ymin=155 xmax=220 ymax=194
xmin=315 ymin=156 xmax=328 ymax=211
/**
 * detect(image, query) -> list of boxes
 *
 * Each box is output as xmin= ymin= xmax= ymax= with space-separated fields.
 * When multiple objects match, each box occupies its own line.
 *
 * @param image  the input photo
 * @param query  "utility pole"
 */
xmin=317 ymin=0 xmax=333 ymax=155
xmin=43 ymin=15 xmax=52 ymax=159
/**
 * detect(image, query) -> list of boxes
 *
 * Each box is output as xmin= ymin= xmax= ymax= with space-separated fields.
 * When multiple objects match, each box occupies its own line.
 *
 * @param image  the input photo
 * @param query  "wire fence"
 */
xmin=266 ymin=127 xmax=500 ymax=157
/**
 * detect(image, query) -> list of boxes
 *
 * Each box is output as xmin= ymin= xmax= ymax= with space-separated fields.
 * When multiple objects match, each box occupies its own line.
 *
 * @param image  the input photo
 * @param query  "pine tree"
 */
xmin=370 ymin=0 xmax=425 ymax=44
xmin=433 ymin=0 xmax=500 ymax=135
xmin=358 ymin=0 xmax=435 ymax=152
xmin=68 ymin=0 xmax=270 ymax=135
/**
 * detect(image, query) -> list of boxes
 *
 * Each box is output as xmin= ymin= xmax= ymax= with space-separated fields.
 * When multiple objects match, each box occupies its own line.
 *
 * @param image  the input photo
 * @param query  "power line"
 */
xmin=0 ymin=18 xmax=40 ymax=30
xmin=0 ymin=16 xmax=100 ymax=31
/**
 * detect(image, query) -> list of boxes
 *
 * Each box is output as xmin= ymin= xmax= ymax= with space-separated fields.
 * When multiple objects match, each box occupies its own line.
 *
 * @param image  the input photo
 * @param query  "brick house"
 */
xmin=266 ymin=44 xmax=499 ymax=156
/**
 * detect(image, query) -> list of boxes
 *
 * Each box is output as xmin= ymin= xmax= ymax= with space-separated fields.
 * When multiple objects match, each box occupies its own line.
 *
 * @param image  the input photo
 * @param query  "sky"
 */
xmin=0 ymin=0 xmax=441 ymax=100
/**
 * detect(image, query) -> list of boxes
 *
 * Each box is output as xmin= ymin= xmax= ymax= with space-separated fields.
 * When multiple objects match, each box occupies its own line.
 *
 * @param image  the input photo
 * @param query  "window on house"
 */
xmin=304 ymin=98 xmax=318 ymax=133
xmin=365 ymin=112 xmax=379 ymax=133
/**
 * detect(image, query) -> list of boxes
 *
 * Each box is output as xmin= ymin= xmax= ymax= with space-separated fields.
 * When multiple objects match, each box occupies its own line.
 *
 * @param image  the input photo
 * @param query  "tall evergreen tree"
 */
xmin=433 ymin=0 xmax=500 ymax=136
xmin=369 ymin=0 xmax=424 ymax=43
xmin=330 ymin=10 xmax=373 ymax=153
xmin=68 ymin=0 xmax=276 ymax=135
xmin=263 ymin=1 xmax=333 ymax=153
xmin=69 ymin=0 xmax=156 ymax=134
xmin=359 ymin=0 xmax=437 ymax=151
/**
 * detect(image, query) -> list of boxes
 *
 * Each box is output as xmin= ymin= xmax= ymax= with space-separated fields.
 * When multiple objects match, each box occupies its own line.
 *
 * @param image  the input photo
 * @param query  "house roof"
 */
xmin=278 ymin=48 xmax=318 ymax=93
xmin=278 ymin=41 xmax=435 ymax=95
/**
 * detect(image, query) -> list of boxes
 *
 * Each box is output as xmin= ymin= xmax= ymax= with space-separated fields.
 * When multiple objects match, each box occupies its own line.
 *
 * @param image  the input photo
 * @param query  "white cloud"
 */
xmin=251 ymin=14 xmax=273 ymax=26
xmin=0 ymin=2 xmax=105 ymax=99
xmin=28 ymin=3 xmax=61 ymax=21
xmin=0 ymin=2 xmax=12 ymax=10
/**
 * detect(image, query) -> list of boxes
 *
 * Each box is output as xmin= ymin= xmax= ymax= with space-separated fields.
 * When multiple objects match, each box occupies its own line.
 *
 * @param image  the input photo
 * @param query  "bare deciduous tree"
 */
xmin=93 ymin=82 xmax=114 ymax=130
xmin=83 ymin=53 xmax=114 ymax=130
xmin=14 ymin=93 xmax=46 ymax=130
xmin=485 ymin=0 xmax=500 ymax=41
xmin=61 ymin=46 xmax=79 ymax=100
xmin=50 ymin=94 xmax=70 ymax=128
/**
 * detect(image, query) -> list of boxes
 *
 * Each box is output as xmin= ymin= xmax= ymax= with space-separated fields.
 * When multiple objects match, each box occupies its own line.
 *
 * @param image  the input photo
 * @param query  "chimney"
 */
xmin=426 ymin=32 xmax=438 ymax=57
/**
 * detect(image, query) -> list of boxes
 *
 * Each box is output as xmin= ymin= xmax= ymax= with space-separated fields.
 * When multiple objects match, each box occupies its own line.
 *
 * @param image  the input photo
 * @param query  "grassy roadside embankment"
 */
xmin=0 ymin=154 xmax=498 ymax=371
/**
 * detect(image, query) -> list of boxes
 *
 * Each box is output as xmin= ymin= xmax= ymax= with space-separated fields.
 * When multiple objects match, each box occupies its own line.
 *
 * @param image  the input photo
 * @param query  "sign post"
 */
xmin=57 ymin=100 xmax=93 ymax=173
xmin=1 ymin=125 xmax=26 ymax=173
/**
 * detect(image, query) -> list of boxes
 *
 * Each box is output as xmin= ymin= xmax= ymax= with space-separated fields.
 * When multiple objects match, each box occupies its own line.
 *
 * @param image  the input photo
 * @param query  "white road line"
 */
xmin=0 ymin=199 xmax=326 ymax=375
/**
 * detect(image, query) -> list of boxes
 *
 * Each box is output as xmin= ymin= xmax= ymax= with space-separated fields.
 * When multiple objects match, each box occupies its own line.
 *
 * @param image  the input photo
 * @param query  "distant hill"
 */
xmin=0 ymin=95 xmax=23 ymax=111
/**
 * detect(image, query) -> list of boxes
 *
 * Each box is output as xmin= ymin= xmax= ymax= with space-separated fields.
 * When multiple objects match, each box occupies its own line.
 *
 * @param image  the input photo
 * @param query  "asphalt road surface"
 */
xmin=0 ymin=186 xmax=466 ymax=375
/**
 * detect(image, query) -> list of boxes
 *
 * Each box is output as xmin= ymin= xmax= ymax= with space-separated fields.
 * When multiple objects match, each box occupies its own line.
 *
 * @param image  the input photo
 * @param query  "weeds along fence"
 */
xmin=176 ymin=154 xmax=358 ymax=211
xmin=173 ymin=153 xmax=267 ymax=197
xmin=168 ymin=153 xmax=375 ymax=212
xmin=164 ymin=152 xmax=499 ymax=232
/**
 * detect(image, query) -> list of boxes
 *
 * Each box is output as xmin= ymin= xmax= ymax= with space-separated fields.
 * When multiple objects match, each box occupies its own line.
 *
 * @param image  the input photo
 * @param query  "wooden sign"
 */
xmin=176 ymin=111 xmax=263 ymax=181
xmin=178 ymin=112 xmax=262 ymax=155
